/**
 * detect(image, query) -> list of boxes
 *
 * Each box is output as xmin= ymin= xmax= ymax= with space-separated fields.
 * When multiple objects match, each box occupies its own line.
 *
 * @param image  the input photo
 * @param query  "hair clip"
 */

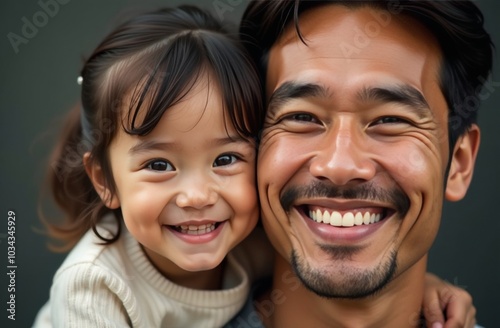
xmin=77 ymin=76 xmax=83 ymax=85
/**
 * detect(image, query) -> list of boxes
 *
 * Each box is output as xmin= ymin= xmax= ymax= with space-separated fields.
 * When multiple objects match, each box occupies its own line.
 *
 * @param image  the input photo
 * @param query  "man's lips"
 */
xmin=280 ymin=181 xmax=410 ymax=218
xmin=296 ymin=205 xmax=394 ymax=243
xmin=302 ymin=206 xmax=392 ymax=227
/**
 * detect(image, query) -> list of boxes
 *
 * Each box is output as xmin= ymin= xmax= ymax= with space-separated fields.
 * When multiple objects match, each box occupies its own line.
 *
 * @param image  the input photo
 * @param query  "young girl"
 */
xmin=34 ymin=4 xmax=476 ymax=328
xmin=34 ymin=5 xmax=268 ymax=327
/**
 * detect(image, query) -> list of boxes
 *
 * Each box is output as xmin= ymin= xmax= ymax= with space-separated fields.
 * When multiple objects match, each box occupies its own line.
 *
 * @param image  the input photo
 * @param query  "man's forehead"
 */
xmin=266 ymin=3 xmax=443 ymax=98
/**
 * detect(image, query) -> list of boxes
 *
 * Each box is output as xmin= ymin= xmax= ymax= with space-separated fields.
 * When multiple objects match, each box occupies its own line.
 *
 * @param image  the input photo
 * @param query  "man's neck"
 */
xmin=257 ymin=253 xmax=427 ymax=328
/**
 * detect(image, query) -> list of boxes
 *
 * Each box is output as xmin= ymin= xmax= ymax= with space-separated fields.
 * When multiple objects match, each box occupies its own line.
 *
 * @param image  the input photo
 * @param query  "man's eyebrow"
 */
xmin=128 ymin=135 xmax=248 ymax=155
xmin=358 ymin=85 xmax=432 ymax=119
xmin=267 ymin=81 xmax=329 ymax=115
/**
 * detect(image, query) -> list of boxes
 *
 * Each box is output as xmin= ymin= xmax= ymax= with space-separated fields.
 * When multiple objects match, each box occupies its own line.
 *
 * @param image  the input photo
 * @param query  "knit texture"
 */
xmin=33 ymin=218 xmax=272 ymax=327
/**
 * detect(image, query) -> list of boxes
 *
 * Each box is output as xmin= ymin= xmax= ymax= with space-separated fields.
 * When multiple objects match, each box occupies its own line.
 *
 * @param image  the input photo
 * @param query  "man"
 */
xmin=229 ymin=1 xmax=493 ymax=327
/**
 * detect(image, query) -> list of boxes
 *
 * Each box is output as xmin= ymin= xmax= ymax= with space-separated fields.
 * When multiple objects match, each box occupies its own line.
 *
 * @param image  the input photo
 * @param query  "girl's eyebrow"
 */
xmin=128 ymin=135 xmax=249 ymax=155
xmin=128 ymin=140 xmax=177 ymax=155
xmin=209 ymin=135 xmax=249 ymax=146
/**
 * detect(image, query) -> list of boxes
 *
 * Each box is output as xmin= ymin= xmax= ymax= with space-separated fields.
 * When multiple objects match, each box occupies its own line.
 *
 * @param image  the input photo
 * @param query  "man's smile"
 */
xmin=307 ymin=207 xmax=388 ymax=227
xmin=291 ymin=202 xmax=399 ymax=244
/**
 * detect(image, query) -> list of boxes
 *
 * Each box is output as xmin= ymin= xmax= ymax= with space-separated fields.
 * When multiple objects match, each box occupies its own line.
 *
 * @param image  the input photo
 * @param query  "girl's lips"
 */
xmin=165 ymin=221 xmax=226 ymax=244
xmin=172 ymin=222 xmax=219 ymax=234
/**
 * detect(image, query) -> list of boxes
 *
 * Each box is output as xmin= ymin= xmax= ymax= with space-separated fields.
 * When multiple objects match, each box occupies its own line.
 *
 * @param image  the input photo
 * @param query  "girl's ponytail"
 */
xmin=41 ymin=104 xmax=117 ymax=251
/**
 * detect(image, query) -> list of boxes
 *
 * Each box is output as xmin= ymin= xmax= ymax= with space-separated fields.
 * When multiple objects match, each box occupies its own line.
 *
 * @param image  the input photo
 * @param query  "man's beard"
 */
xmin=281 ymin=180 xmax=405 ymax=298
xmin=279 ymin=179 xmax=408 ymax=298
xmin=291 ymin=247 xmax=397 ymax=299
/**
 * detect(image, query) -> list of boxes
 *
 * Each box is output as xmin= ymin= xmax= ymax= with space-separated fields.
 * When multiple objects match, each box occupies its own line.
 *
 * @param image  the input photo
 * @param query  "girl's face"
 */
xmin=103 ymin=76 xmax=259 ymax=275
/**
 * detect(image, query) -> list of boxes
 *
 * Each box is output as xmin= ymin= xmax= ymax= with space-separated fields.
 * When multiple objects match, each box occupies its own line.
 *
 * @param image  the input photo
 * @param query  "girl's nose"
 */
xmin=175 ymin=174 xmax=219 ymax=209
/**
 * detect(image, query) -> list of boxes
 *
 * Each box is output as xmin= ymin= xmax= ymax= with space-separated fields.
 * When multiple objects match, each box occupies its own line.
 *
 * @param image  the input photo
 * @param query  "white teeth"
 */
xmin=354 ymin=212 xmax=363 ymax=226
xmin=342 ymin=212 xmax=354 ymax=227
xmin=323 ymin=211 xmax=331 ymax=224
xmin=177 ymin=223 xmax=216 ymax=235
xmin=331 ymin=211 xmax=342 ymax=226
xmin=309 ymin=210 xmax=383 ymax=227
xmin=363 ymin=212 xmax=370 ymax=225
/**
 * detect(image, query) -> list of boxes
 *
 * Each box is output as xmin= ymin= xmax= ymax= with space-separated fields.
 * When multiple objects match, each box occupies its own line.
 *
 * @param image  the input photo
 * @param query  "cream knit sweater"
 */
xmin=33 ymin=219 xmax=272 ymax=328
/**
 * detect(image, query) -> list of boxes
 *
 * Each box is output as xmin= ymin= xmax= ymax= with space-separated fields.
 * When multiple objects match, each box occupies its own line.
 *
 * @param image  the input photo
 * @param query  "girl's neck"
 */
xmin=141 ymin=244 xmax=226 ymax=290
xmin=166 ymin=261 xmax=226 ymax=290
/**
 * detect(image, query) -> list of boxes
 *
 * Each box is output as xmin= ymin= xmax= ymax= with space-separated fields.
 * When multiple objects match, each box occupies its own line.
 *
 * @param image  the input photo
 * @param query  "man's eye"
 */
xmin=290 ymin=113 xmax=316 ymax=122
xmin=213 ymin=154 xmax=238 ymax=167
xmin=147 ymin=160 xmax=174 ymax=171
xmin=373 ymin=116 xmax=408 ymax=125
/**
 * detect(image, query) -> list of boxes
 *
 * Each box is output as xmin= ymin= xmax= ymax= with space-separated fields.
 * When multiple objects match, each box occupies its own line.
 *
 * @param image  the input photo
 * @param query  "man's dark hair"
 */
xmin=240 ymin=0 xmax=494 ymax=148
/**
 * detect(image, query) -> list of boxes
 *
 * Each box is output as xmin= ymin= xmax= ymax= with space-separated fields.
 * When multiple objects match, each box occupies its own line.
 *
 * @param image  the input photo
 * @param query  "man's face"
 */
xmin=258 ymin=5 xmax=473 ymax=298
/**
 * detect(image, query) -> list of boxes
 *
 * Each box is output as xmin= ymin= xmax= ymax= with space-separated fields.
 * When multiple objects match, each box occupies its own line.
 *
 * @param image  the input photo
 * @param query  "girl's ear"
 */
xmin=83 ymin=152 xmax=120 ymax=209
xmin=445 ymin=124 xmax=480 ymax=201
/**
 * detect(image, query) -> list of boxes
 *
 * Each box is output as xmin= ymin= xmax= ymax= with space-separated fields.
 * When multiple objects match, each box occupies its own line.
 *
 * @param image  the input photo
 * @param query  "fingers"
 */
xmin=423 ymin=273 xmax=447 ymax=327
xmin=423 ymin=297 xmax=445 ymax=328
xmin=422 ymin=273 xmax=477 ymax=328
xmin=442 ymin=287 xmax=475 ymax=328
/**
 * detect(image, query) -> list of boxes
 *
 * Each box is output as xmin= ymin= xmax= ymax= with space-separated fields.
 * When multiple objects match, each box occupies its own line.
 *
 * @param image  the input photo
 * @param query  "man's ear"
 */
xmin=83 ymin=152 xmax=120 ymax=209
xmin=445 ymin=124 xmax=480 ymax=202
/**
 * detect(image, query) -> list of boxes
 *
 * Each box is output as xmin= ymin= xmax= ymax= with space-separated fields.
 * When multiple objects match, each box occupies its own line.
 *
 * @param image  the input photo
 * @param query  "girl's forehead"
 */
xmin=120 ymin=69 xmax=199 ymax=109
xmin=122 ymin=73 xmax=232 ymax=132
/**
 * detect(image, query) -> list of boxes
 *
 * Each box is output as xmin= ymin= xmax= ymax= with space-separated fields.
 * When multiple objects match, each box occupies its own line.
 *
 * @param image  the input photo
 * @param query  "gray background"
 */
xmin=1 ymin=0 xmax=498 ymax=327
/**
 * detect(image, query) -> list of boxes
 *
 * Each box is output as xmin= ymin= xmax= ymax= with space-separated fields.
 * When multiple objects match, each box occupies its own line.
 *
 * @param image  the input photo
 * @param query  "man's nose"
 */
xmin=175 ymin=173 xmax=219 ymax=209
xmin=309 ymin=122 xmax=376 ymax=186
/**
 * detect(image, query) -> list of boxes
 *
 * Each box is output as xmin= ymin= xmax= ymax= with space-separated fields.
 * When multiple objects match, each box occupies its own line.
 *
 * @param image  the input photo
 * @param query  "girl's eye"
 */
xmin=213 ymin=154 xmax=238 ymax=167
xmin=147 ymin=160 xmax=174 ymax=171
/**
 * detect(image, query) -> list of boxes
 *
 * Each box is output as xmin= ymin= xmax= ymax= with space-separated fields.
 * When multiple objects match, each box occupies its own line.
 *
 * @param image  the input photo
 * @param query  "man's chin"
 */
xmin=290 ymin=249 xmax=397 ymax=299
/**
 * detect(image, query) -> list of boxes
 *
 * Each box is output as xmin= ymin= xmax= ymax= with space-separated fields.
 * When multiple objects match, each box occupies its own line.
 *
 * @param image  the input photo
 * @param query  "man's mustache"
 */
xmin=280 ymin=180 xmax=410 ymax=216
